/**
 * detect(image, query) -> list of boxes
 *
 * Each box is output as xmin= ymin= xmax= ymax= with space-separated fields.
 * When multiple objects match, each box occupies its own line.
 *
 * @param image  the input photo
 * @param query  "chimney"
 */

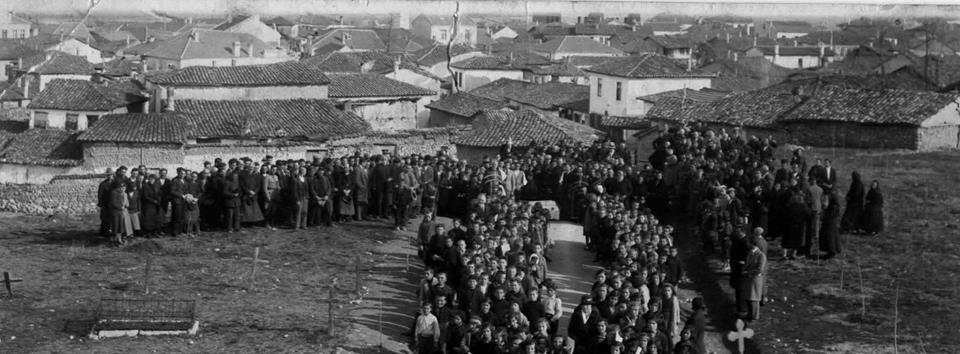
xmin=726 ymin=32 xmax=730 ymax=43
xmin=232 ymin=41 xmax=242 ymax=57
xmin=165 ymin=87 xmax=176 ymax=112
xmin=248 ymin=43 xmax=254 ymax=57
xmin=793 ymin=40 xmax=798 ymax=47
xmin=21 ymin=77 xmax=29 ymax=99
xmin=45 ymin=52 xmax=52 ymax=61
xmin=631 ymin=24 xmax=637 ymax=32
xmin=774 ymin=44 xmax=780 ymax=58
xmin=733 ymin=52 xmax=739 ymax=62
xmin=686 ymin=55 xmax=692 ymax=71
xmin=191 ymin=29 xmax=200 ymax=42
xmin=819 ymin=42 xmax=825 ymax=58
xmin=753 ymin=36 xmax=757 ymax=47
xmin=393 ymin=55 xmax=400 ymax=73
xmin=140 ymin=61 xmax=147 ymax=74
xmin=17 ymin=57 xmax=22 ymax=69
xmin=338 ymin=15 xmax=344 ymax=26
xmin=125 ymin=34 xmax=130 ymax=46
xmin=92 ymin=66 xmax=104 ymax=84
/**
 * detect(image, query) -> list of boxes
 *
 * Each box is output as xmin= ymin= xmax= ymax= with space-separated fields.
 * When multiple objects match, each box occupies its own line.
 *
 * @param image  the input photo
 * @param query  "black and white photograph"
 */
xmin=0 ymin=0 xmax=958 ymax=353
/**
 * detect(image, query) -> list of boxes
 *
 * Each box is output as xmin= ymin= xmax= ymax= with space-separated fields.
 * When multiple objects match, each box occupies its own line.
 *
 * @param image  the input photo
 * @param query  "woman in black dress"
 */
xmin=862 ymin=180 xmax=884 ymax=235
xmin=841 ymin=171 xmax=865 ymax=234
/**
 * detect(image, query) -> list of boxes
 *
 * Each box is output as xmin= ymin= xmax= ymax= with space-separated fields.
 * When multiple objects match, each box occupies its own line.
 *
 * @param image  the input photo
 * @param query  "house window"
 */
xmin=798 ymin=58 xmax=803 ymax=67
xmin=440 ymin=29 xmax=448 ymax=41
xmin=65 ymin=113 xmax=79 ymax=130
xmin=464 ymin=30 xmax=471 ymax=41
xmin=597 ymin=78 xmax=602 ymax=97
xmin=616 ymin=82 xmax=622 ymax=101
xmin=196 ymin=138 xmax=222 ymax=144
xmin=87 ymin=115 xmax=99 ymax=127
xmin=1 ymin=30 xmax=6 ymax=39
xmin=34 ymin=111 xmax=49 ymax=128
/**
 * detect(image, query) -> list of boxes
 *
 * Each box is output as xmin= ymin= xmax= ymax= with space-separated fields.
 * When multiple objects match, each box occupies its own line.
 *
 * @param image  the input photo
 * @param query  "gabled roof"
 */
xmin=78 ymin=113 xmax=190 ymax=144
xmin=796 ymin=30 xmax=874 ymax=46
xmin=27 ymin=79 xmax=147 ymax=111
xmin=409 ymin=43 xmax=477 ymax=66
xmin=312 ymin=28 xmax=386 ymax=52
xmin=263 ymin=16 xmax=296 ymax=27
xmin=453 ymin=109 xmax=601 ymax=147
xmin=51 ymin=22 xmax=93 ymax=42
xmin=175 ymin=99 xmax=370 ymax=139
xmin=325 ymin=73 xmax=435 ymax=98
xmin=0 ymin=75 xmax=39 ymax=102
xmin=532 ymin=36 xmax=624 ymax=56
xmin=143 ymin=29 xmax=273 ymax=60
xmin=0 ymin=129 xmax=82 ymax=166
xmin=469 ymin=78 xmax=536 ymax=101
xmin=450 ymin=54 xmax=526 ymax=71
xmin=509 ymin=82 xmax=590 ymax=110
xmin=780 ymin=86 xmax=959 ymax=126
xmin=214 ymin=15 xmax=252 ymax=31
xmin=303 ymin=50 xmax=405 ymax=73
xmin=700 ymin=56 xmax=795 ymax=82
xmin=526 ymin=61 xmax=585 ymax=77
xmin=22 ymin=51 xmax=95 ymax=75
xmin=413 ymin=14 xmax=476 ymax=27
xmin=147 ymin=61 xmax=330 ymax=87
xmin=645 ymin=35 xmax=693 ymax=49
xmin=645 ymin=89 xmax=800 ymax=128
xmin=425 ymin=92 xmax=509 ymax=118
xmin=639 ymin=88 xmax=729 ymax=104
xmin=98 ymin=58 xmax=140 ymax=77
xmin=749 ymin=46 xmax=836 ymax=57
xmin=584 ymin=53 xmax=716 ymax=78
xmin=572 ymin=23 xmax=620 ymax=36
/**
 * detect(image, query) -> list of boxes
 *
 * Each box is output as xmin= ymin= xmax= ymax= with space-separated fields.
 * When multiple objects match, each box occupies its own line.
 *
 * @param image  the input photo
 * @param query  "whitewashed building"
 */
xmin=583 ymin=54 xmax=715 ymax=117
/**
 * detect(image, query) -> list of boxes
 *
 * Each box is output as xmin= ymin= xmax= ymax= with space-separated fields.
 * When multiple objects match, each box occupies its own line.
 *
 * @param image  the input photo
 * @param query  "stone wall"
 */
xmin=0 ymin=176 xmax=100 ymax=215
xmin=83 ymin=142 xmax=185 ymax=172
xmin=353 ymin=100 xmax=420 ymax=131
xmin=182 ymin=144 xmax=326 ymax=169
xmin=781 ymin=121 xmax=920 ymax=150
xmin=0 ymin=164 xmax=83 ymax=184
xmin=326 ymin=129 xmax=459 ymax=158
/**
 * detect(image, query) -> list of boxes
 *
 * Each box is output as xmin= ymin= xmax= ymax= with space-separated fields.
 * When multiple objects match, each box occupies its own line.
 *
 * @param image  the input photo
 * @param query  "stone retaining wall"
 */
xmin=0 ymin=177 xmax=100 ymax=215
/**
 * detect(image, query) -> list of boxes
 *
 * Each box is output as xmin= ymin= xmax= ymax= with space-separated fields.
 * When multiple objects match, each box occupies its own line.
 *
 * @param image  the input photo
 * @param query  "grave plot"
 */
xmin=90 ymin=298 xmax=199 ymax=339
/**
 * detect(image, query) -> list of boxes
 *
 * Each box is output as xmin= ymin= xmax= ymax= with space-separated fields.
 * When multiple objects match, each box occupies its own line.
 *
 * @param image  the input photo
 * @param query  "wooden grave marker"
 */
xmin=3 ymin=272 xmax=23 ymax=297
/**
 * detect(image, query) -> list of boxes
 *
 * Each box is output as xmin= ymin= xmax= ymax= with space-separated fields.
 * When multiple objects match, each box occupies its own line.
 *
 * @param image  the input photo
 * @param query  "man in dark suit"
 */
xmin=290 ymin=166 xmax=310 ymax=229
xmin=167 ymin=168 xmax=187 ymax=236
xmin=807 ymin=159 xmax=826 ymax=185
xmin=97 ymin=168 xmax=116 ymax=237
xmin=567 ymin=296 xmax=599 ymax=353
xmin=822 ymin=159 xmax=838 ymax=190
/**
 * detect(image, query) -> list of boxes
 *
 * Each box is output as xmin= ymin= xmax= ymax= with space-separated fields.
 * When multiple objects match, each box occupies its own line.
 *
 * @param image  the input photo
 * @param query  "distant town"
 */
xmin=0 ymin=9 xmax=959 ymax=182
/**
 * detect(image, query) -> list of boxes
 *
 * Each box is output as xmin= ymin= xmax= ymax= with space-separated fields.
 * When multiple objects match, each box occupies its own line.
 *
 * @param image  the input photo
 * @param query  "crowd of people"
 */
xmin=93 ymin=122 xmax=886 ymax=354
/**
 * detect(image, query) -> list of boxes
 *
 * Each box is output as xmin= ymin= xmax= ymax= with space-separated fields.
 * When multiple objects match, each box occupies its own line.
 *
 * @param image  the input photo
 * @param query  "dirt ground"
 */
xmin=0 ymin=214 xmax=407 ymax=354
xmin=746 ymin=148 xmax=960 ymax=353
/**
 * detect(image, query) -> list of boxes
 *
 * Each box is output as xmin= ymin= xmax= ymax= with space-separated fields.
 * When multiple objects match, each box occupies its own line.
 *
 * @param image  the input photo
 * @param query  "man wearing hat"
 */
xmin=97 ymin=168 xmax=116 ymax=237
xmin=685 ymin=297 xmax=707 ymax=354
xmin=567 ymin=295 xmax=598 ymax=352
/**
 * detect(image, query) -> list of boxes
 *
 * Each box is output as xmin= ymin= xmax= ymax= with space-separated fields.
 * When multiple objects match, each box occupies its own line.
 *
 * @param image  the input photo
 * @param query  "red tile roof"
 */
xmin=175 ymin=99 xmax=370 ymax=140
xmin=146 ymin=61 xmax=330 ymax=87
xmin=78 ymin=113 xmax=190 ymax=144
xmin=584 ymin=53 xmax=716 ymax=78
xmin=780 ymin=86 xmax=959 ymax=126
xmin=27 ymin=79 xmax=147 ymax=111
xmin=454 ymin=109 xmax=602 ymax=147
xmin=425 ymin=92 xmax=508 ymax=118
xmin=326 ymin=73 xmax=435 ymax=98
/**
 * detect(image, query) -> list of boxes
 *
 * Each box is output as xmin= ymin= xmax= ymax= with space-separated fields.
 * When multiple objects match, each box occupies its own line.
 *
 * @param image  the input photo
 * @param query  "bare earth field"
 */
xmin=0 ymin=214 xmax=413 ymax=353
xmin=749 ymin=148 xmax=960 ymax=353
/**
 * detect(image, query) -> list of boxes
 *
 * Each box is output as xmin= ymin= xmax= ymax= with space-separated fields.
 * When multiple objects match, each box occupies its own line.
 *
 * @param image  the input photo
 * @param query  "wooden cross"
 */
xmin=241 ymin=247 xmax=270 ymax=288
xmin=3 ymin=272 xmax=23 ymax=297
xmin=726 ymin=319 xmax=755 ymax=354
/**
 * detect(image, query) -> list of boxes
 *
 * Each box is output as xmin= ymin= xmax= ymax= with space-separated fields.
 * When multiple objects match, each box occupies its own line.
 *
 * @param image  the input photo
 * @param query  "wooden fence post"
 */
xmin=329 ymin=277 xmax=337 ymax=336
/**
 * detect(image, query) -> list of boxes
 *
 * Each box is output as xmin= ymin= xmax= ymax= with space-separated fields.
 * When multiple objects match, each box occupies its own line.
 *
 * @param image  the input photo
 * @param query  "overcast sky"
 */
xmin=4 ymin=0 xmax=960 ymax=21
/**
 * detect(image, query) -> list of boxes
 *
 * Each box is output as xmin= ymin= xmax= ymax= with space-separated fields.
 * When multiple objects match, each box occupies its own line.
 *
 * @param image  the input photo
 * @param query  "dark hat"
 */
xmin=692 ymin=297 xmax=706 ymax=310
xmin=580 ymin=295 xmax=594 ymax=306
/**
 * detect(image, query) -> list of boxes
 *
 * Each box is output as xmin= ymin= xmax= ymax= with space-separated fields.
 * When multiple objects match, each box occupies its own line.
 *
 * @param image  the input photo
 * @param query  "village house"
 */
xmin=8 ymin=51 xmax=96 ymax=95
xmin=697 ymin=34 xmax=778 ymax=64
xmin=141 ymin=29 xmax=292 ymax=70
xmin=795 ymin=30 xmax=873 ymax=58
xmin=410 ymin=15 xmax=477 ymax=46
xmin=16 ymin=35 xmax=104 ymax=63
xmin=571 ymin=23 xmax=619 ymax=45
xmin=0 ymin=128 xmax=83 ymax=183
xmin=642 ymin=36 xmax=695 ymax=60
xmin=824 ymin=45 xmax=917 ymax=76
xmin=779 ymin=86 xmax=960 ymax=151
xmin=0 ymin=12 xmax=36 ymax=39
xmin=531 ymin=13 xmax=563 ymax=25
xmin=263 ymin=16 xmax=298 ymax=39
xmin=308 ymin=28 xmax=387 ymax=56
xmin=531 ymin=35 xmax=625 ymax=60
xmin=372 ymin=28 xmax=431 ymax=55
xmin=0 ymin=42 xmax=40 ymax=80
xmin=744 ymin=44 xmax=835 ymax=69
xmin=466 ymin=79 xmax=588 ymax=118
xmin=302 ymin=51 xmax=444 ymax=93
xmin=758 ymin=20 xmax=814 ymax=39
xmin=408 ymin=43 xmax=483 ymax=78
xmin=325 ymin=72 xmax=436 ymax=130
xmin=449 ymin=54 xmax=528 ymax=92
xmin=524 ymin=62 xmax=588 ymax=85
xmin=453 ymin=109 xmax=602 ymax=162
xmin=213 ymin=14 xmax=284 ymax=46
xmin=701 ymin=56 xmax=795 ymax=91
xmin=583 ymin=53 xmax=716 ymax=117
xmin=144 ymin=62 xmax=331 ymax=111
xmin=26 ymin=78 xmax=147 ymax=131
xmin=490 ymin=25 xmax=519 ymax=41
xmin=644 ymin=88 xmax=794 ymax=141
xmin=49 ymin=22 xmax=95 ymax=44
xmin=425 ymin=91 xmax=509 ymax=127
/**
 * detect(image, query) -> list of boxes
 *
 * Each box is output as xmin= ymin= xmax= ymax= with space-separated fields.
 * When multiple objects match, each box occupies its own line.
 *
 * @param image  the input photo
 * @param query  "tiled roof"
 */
xmin=0 ymin=129 xmax=82 ymax=166
xmin=263 ymin=16 xmax=295 ymax=27
xmin=214 ymin=15 xmax=252 ymax=31
xmin=510 ymin=82 xmax=590 ymax=110
xmin=567 ymin=55 xmax=619 ymax=68
xmin=639 ymin=88 xmax=729 ymax=104
xmin=750 ymin=46 xmax=836 ymax=57
xmin=303 ymin=51 xmax=408 ymax=74
xmin=122 ymin=38 xmax=164 ymax=56
xmin=98 ymin=58 xmax=140 ymax=77
xmin=453 ymin=109 xmax=602 ymax=147
xmin=645 ymin=89 xmax=800 ymax=128
xmin=0 ymin=75 xmax=39 ymax=102
xmin=409 ymin=43 xmax=477 ymax=66
xmin=469 ymin=78 xmax=536 ymax=101
xmin=22 ymin=51 xmax=95 ymax=75
xmin=572 ymin=24 xmax=620 ymax=36
xmin=450 ymin=54 xmax=526 ymax=70
xmin=645 ymin=35 xmax=693 ymax=49
xmin=558 ymin=98 xmax=590 ymax=112
xmin=526 ymin=61 xmax=585 ymax=76
xmin=147 ymin=61 xmax=330 ymax=86
xmin=425 ymin=92 xmax=508 ymax=118
xmin=701 ymin=56 xmax=795 ymax=80
xmin=601 ymin=115 xmax=651 ymax=129
xmin=176 ymin=99 xmax=370 ymax=139
xmin=324 ymin=73 xmax=435 ymax=98
xmin=710 ymin=76 xmax=770 ymax=92
xmin=584 ymin=53 xmax=716 ymax=78
xmin=779 ymin=86 xmax=959 ymax=126
xmin=413 ymin=14 xmax=476 ymax=27
xmin=533 ymin=36 xmax=624 ymax=56
xmin=143 ymin=29 xmax=273 ymax=60
xmin=78 ymin=113 xmax=190 ymax=143
xmin=312 ymin=28 xmax=386 ymax=52
xmin=0 ymin=41 xmax=42 ymax=60
xmin=796 ymin=30 xmax=874 ymax=46
xmin=27 ymin=79 xmax=147 ymax=111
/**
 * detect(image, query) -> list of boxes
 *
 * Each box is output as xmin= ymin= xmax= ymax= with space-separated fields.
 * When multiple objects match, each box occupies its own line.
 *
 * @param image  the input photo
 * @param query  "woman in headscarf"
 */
xmin=140 ymin=174 xmax=161 ymax=237
xmin=222 ymin=173 xmax=242 ymax=233
xmin=109 ymin=182 xmax=127 ymax=246
xmin=862 ymin=180 xmax=884 ymax=235
xmin=819 ymin=189 xmax=843 ymax=259
xmin=841 ymin=171 xmax=865 ymax=234
xmin=660 ymin=283 xmax=681 ymax=346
